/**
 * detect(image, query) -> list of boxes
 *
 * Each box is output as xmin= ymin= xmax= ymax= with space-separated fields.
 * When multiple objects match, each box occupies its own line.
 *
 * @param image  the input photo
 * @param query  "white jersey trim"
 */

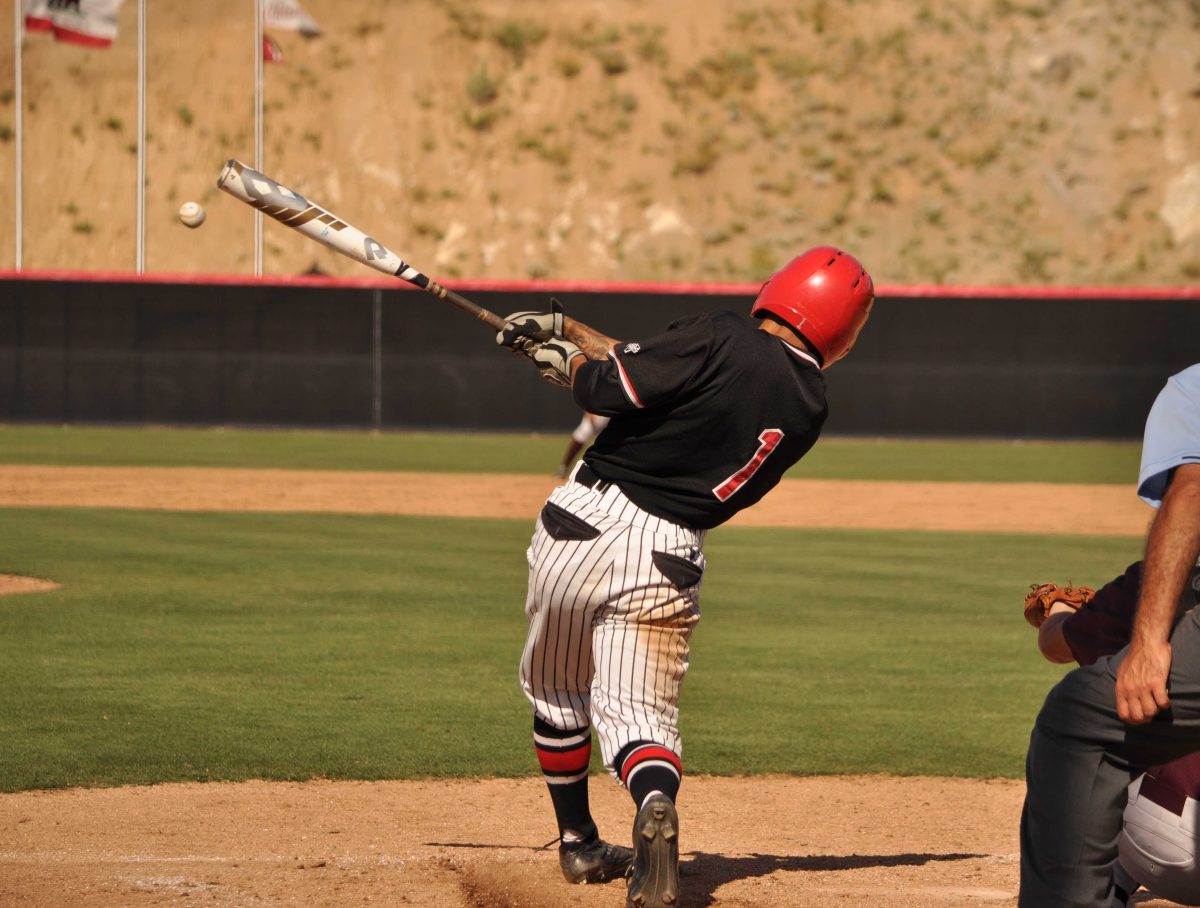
xmin=777 ymin=338 xmax=822 ymax=369
xmin=607 ymin=350 xmax=646 ymax=408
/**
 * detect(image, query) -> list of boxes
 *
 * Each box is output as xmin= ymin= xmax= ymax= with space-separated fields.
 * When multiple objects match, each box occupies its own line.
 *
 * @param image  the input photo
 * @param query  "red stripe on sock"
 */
xmin=620 ymin=745 xmax=682 ymax=785
xmin=536 ymin=743 xmax=591 ymax=774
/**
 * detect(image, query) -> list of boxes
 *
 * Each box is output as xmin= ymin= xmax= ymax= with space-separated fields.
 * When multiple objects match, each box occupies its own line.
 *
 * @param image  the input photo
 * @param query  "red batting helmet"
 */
xmin=751 ymin=247 xmax=875 ymax=365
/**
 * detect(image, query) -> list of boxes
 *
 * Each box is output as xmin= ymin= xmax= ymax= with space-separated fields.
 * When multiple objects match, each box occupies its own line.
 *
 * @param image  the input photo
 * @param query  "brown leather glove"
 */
xmin=1023 ymin=582 xmax=1095 ymax=628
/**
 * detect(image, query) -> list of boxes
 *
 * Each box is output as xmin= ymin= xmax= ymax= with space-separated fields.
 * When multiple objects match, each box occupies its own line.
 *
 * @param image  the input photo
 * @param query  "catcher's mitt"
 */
xmin=1023 ymin=582 xmax=1095 ymax=628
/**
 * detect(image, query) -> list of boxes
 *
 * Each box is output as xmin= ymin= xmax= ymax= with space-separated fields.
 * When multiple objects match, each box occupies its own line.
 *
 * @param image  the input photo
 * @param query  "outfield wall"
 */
xmin=1 ymin=272 xmax=1197 ymax=438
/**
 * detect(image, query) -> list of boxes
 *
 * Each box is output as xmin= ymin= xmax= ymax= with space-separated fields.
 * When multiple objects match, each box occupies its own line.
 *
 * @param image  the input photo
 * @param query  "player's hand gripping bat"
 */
xmin=216 ymin=159 xmax=505 ymax=331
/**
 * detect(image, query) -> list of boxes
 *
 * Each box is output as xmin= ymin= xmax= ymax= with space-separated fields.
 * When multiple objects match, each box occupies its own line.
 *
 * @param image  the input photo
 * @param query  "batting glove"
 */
xmin=530 ymin=338 xmax=586 ymax=387
xmin=496 ymin=298 xmax=565 ymax=350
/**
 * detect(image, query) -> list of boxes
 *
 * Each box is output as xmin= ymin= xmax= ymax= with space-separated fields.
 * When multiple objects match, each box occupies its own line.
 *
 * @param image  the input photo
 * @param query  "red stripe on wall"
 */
xmin=1 ymin=269 xmax=1198 ymax=300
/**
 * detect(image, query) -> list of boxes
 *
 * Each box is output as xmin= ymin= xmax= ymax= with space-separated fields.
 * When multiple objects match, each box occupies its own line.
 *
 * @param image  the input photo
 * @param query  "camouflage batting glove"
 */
xmin=496 ymin=298 xmax=565 ymax=350
xmin=531 ymin=338 xmax=586 ymax=387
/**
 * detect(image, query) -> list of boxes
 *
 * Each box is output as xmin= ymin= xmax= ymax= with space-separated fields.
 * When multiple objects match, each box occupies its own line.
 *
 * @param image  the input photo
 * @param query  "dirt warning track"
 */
xmin=0 ymin=465 xmax=1151 ymax=536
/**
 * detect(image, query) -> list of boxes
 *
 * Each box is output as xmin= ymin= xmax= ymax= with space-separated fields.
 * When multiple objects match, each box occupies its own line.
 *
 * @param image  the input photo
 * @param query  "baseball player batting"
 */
xmin=495 ymin=247 xmax=875 ymax=908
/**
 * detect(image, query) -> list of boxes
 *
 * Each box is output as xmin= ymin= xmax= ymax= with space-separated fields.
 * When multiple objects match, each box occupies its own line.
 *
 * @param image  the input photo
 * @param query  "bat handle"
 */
xmin=426 ymin=280 xmax=507 ymax=331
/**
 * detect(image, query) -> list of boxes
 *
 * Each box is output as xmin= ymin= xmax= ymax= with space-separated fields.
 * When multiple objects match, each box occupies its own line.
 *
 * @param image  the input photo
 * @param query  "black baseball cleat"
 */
xmin=626 ymin=793 xmax=679 ymax=907
xmin=559 ymin=836 xmax=634 ymax=884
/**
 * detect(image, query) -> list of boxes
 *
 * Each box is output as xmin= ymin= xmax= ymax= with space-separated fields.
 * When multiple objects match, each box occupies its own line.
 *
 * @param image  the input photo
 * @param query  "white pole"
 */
xmin=135 ymin=0 xmax=145 ymax=273
xmin=14 ymin=0 xmax=23 ymax=269
xmin=253 ymin=0 xmax=263 ymax=276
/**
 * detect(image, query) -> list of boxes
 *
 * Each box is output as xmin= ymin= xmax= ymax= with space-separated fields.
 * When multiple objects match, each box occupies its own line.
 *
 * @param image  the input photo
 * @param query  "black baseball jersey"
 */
xmin=572 ymin=310 xmax=828 ymax=530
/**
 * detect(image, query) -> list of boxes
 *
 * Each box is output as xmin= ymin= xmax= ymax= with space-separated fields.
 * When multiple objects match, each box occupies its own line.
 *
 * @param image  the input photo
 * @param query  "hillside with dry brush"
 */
xmin=1 ymin=0 xmax=1198 ymax=287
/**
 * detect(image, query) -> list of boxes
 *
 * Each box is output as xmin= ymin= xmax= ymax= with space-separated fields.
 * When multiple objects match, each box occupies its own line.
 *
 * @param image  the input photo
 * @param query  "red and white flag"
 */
xmin=264 ymin=0 xmax=320 ymax=38
xmin=24 ymin=0 xmax=125 ymax=48
xmin=23 ymin=0 xmax=53 ymax=32
xmin=263 ymin=35 xmax=284 ymax=64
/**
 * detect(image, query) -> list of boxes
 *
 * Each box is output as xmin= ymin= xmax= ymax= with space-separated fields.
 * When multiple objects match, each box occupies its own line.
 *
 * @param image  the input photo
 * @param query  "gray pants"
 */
xmin=1019 ymin=607 xmax=1200 ymax=906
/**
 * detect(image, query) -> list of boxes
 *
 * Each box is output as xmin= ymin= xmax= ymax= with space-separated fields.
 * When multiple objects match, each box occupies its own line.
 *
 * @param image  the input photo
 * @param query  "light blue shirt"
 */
xmin=1138 ymin=364 xmax=1200 ymax=507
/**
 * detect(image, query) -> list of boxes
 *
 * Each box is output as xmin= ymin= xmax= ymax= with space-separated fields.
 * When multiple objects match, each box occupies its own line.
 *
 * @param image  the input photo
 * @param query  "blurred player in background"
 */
xmin=1020 ymin=363 xmax=1200 ymax=907
xmin=555 ymin=412 xmax=611 ymax=479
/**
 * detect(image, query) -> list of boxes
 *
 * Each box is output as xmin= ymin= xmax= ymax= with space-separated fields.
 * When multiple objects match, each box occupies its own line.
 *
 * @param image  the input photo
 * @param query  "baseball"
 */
xmin=178 ymin=201 xmax=206 ymax=228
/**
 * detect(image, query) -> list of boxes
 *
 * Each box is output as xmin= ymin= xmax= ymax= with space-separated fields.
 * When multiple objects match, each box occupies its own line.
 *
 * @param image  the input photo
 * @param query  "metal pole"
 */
xmin=14 ymin=0 xmax=23 ymax=269
xmin=135 ymin=0 xmax=145 ymax=273
xmin=372 ymin=288 xmax=383 ymax=430
xmin=253 ymin=0 xmax=263 ymax=276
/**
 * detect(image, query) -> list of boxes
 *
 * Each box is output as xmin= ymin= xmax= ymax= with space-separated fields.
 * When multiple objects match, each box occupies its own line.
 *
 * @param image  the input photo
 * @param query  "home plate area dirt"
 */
xmin=0 ymin=468 xmax=1170 ymax=906
xmin=0 ymin=777 xmax=1022 ymax=907
xmin=0 ymin=775 xmax=1183 ymax=907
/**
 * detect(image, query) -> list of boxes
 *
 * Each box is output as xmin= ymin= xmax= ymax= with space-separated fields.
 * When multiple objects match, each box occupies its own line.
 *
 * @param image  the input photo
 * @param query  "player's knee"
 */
xmin=1034 ymin=665 xmax=1114 ymax=737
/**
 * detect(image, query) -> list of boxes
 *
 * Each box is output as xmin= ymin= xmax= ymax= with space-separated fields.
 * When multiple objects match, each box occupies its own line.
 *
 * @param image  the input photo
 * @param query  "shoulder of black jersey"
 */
xmin=712 ymin=309 xmax=754 ymax=327
xmin=686 ymin=309 xmax=758 ymax=337
xmin=665 ymin=311 xmax=720 ymax=332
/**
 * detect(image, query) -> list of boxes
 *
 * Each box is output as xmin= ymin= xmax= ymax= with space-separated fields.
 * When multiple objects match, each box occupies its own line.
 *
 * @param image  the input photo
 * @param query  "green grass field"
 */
xmin=0 ymin=426 xmax=1145 ymax=791
xmin=0 ymin=424 xmax=1141 ymax=482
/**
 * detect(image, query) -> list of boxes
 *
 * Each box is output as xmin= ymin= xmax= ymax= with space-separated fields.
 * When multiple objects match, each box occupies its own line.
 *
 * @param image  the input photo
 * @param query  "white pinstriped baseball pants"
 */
xmin=519 ymin=464 xmax=707 ymax=777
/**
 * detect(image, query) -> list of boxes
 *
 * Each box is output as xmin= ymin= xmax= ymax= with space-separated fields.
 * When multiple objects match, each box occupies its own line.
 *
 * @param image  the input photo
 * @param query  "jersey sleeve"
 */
xmin=1138 ymin=364 xmax=1200 ymax=507
xmin=1061 ymin=561 xmax=1143 ymax=666
xmin=1062 ymin=558 xmax=1200 ymax=665
xmin=572 ymin=315 xmax=715 ymax=415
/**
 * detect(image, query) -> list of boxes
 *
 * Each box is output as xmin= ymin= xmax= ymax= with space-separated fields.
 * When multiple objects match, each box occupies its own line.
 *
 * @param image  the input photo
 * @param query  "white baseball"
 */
xmin=178 ymin=201 xmax=206 ymax=228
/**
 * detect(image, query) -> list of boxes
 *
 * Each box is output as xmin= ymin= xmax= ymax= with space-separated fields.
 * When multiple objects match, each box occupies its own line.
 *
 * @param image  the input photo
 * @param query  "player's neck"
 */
xmin=756 ymin=317 xmax=822 ymax=363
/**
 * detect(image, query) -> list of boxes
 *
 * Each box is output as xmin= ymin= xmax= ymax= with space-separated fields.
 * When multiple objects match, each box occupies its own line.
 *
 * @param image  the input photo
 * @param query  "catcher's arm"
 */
xmin=1037 ymin=609 xmax=1077 ymax=663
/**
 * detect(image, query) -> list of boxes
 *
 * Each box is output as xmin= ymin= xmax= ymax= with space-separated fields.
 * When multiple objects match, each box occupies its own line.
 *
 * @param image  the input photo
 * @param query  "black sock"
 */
xmin=616 ymin=740 xmax=682 ymax=807
xmin=533 ymin=716 xmax=597 ymax=844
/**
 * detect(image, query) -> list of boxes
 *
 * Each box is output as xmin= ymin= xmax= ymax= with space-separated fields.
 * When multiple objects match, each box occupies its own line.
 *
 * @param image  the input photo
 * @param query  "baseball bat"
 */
xmin=216 ymin=159 xmax=506 ymax=331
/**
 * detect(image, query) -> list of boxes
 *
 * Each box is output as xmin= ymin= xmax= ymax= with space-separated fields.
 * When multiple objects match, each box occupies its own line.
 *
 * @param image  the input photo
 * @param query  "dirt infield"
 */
xmin=0 ymin=468 xmax=1167 ymax=906
xmin=1 ymin=776 xmax=1029 ymax=908
xmin=0 ymin=465 xmax=1153 ymax=536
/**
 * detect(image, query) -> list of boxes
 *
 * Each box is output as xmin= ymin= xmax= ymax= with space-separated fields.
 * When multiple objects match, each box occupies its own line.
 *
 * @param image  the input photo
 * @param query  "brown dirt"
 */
xmin=0 ymin=465 xmax=1152 ymax=535
xmin=0 ymin=776 xmax=1029 ymax=908
xmin=0 ymin=573 xmax=57 ymax=596
xmin=0 ymin=466 xmax=1167 ymax=907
